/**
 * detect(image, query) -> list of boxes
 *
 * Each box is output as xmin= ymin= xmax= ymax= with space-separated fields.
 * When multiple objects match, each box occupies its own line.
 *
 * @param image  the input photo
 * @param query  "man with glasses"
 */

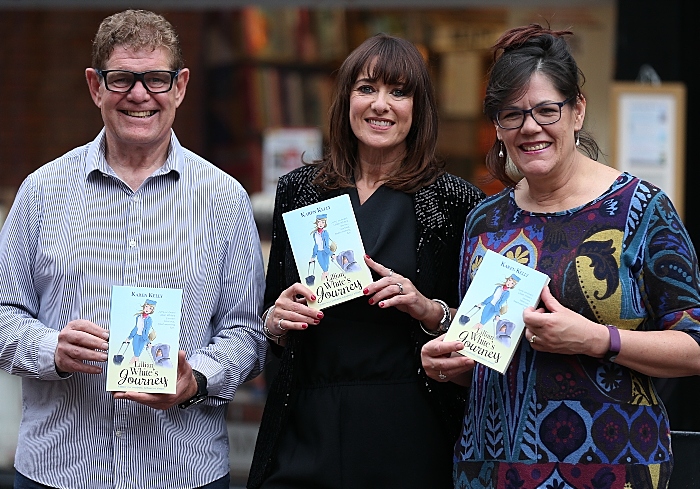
xmin=0 ymin=10 xmax=267 ymax=489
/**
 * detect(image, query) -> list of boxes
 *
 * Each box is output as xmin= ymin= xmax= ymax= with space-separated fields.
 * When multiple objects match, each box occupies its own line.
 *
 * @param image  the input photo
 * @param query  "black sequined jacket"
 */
xmin=247 ymin=164 xmax=485 ymax=488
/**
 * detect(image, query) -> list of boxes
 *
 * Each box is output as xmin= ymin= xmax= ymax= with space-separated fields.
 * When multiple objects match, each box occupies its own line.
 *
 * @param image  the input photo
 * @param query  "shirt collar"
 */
xmin=84 ymin=128 xmax=184 ymax=180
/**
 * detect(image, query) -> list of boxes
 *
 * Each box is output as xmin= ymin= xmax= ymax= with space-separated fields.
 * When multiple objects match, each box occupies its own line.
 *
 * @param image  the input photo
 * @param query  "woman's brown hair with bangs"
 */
xmin=313 ymin=33 xmax=443 ymax=193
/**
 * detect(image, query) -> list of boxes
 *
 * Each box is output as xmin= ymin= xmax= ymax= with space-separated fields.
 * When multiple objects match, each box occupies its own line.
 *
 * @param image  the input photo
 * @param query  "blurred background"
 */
xmin=0 ymin=0 xmax=698 ymax=486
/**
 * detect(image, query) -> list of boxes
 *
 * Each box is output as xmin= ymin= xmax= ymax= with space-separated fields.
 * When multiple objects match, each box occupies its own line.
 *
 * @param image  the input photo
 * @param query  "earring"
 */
xmin=575 ymin=132 xmax=580 ymax=147
xmin=498 ymin=141 xmax=504 ymax=158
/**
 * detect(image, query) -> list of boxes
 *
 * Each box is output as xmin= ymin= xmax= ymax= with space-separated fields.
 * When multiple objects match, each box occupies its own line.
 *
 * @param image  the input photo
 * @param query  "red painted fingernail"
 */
xmin=363 ymin=288 xmax=369 ymax=294
xmin=379 ymin=302 xmax=385 ymax=308
xmin=365 ymin=254 xmax=370 ymax=259
xmin=302 ymin=324 xmax=308 ymax=329
xmin=317 ymin=312 xmax=324 ymax=319
xmin=311 ymin=295 xmax=316 ymax=301
xmin=368 ymin=298 xmax=374 ymax=305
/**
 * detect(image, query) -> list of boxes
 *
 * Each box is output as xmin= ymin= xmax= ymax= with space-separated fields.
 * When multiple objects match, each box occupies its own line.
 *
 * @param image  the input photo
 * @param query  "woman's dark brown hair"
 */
xmin=313 ymin=33 xmax=443 ymax=193
xmin=484 ymin=24 xmax=600 ymax=187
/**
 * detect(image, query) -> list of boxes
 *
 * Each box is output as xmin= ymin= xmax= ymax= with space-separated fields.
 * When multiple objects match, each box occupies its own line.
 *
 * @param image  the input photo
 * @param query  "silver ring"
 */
xmin=438 ymin=371 xmax=447 ymax=380
xmin=395 ymin=283 xmax=404 ymax=294
xmin=387 ymin=268 xmax=393 ymax=277
xmin=529 ymin=334 xmax=537 ymax=344
xmin=278 ymin=318 xmax=286 ymax=331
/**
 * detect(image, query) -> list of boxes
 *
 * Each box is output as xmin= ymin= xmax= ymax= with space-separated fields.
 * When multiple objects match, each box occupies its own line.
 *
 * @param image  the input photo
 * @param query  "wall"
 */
xmin=0 ymin=10 xmax=206 ymax=190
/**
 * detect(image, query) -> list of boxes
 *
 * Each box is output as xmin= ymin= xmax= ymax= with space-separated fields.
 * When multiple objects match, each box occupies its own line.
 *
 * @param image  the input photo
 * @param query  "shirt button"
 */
xmin=128 ymin=239 xmax=137 ymax=248
xmin=115 ymin=430 xmax=122 ymax=437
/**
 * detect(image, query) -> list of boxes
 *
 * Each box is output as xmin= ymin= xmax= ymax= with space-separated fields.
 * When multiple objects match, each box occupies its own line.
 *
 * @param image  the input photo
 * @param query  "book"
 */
xmin=282 ymin=194 xmax=373 ymax=310
xmin=106 ymin=286 xmax=183 ymax=394
xmin=443 ymin=249 xmax=550 ymax=374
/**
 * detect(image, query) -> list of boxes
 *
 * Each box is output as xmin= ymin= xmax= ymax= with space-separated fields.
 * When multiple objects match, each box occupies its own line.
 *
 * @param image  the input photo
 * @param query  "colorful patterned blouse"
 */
xmin=455 ymin=173 xmax=700 ymax=489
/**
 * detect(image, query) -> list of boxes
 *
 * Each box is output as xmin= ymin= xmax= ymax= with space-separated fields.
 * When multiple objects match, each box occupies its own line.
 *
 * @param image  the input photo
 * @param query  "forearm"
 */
xmin=0 ymin=311 xmax=62 ymax=379
xmin=564 ymin=314 xmax=700 ymax=377
xmin=195 ymin=196 xmax=267 ymax=402
xmin=613 ymin=329 xmax=700 ymax=378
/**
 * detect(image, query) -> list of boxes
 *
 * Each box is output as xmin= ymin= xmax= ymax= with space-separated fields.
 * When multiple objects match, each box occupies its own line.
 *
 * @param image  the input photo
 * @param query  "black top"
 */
xmin=248 ymin=165 xmax=485 ymax=489
xmin=263 ymin=186 xmax=454 ymax=488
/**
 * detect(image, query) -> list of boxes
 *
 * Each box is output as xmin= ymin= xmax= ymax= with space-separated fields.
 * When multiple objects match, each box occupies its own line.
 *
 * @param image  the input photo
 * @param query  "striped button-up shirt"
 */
xmin=0 ymin=129 xmax=267 ymax=488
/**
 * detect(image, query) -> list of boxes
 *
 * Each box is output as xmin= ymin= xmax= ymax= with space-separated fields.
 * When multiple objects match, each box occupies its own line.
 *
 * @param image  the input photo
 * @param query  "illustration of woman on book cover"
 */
xmin=470 ymin=274 xmax=520 ymax=334
xmin=126 ymin=299 xmax=156 ymax=365
xmin=309 ymin=213 xmax=335 ymax=282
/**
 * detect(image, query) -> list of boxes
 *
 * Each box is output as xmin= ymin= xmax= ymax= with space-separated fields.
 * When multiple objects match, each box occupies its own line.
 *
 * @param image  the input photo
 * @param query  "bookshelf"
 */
xmin=202 ymin=7 xmax=508 ymax=195
xmin=203 ymin=8 xmax=344 ymax=192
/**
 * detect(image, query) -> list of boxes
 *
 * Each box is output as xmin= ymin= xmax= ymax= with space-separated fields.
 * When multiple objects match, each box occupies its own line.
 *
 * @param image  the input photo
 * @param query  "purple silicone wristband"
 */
xmin=604 ymin=324 xmax=621 ymax=361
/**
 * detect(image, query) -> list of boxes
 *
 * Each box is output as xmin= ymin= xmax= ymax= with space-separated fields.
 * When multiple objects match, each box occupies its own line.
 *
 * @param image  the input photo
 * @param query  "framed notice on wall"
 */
xmin=262 ymin=128 xmax=323 ymax=195
xmin=610 ymin=82 xmax=687 ymax=217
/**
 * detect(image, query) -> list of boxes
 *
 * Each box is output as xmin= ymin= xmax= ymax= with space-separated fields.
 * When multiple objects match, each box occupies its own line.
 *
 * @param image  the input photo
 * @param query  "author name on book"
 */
xmin=131 ymin=292 xmax=163 ymax=299
xmin=499 ymin=261 xmax=531 ymax=277
xmin=300 ymin=205 xmax=331 ymax=218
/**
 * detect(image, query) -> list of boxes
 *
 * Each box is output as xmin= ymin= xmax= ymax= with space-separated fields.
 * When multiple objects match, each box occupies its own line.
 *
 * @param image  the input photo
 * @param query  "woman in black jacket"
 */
xmin=248 ymin=33 xmax=484 ymax=489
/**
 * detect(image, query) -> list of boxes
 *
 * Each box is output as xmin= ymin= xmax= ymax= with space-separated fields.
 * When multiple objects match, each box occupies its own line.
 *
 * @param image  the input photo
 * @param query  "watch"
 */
xmin=419 ymin=299 xmax=452 ymax=337
xmin=603 ymin=325 xmax=621 ymax=363
xmin=178 ymin=369 xmax=208 ymax=409
xmin=433 ymin=299 xmax=452 ymax=333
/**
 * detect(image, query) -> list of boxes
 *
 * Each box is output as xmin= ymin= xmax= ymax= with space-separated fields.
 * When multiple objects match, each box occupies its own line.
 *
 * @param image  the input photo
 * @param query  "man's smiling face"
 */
xmin=87 ymin=45 xmax=189 ymax=157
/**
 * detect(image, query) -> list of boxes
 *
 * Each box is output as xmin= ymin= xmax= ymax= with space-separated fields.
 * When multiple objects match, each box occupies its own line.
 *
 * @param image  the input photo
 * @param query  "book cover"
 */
xmin=444 ymin=249 xmax=550 ymax=374
xmin=282 ymin=194 xmax=373 ymax=310
xmin=106 ymin=286 xmax=183 ymax=394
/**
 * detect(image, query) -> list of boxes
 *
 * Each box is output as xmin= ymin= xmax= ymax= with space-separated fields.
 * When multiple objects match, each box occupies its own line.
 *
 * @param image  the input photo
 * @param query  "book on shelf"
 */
xmin=106 ymin=286 xmax=183 ymax=394
xmin=282 ymin=194 xmax=373 ymax=310
xmin=443 ymin=249 xmax=550 ymax=374
xmin=315 ymin=8 xmax=347 ymax=61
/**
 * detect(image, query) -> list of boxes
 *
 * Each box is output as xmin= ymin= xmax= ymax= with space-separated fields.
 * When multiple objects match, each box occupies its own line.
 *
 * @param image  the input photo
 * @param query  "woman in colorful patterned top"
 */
xmin=421 ymin=24 xmax=700 ymax=489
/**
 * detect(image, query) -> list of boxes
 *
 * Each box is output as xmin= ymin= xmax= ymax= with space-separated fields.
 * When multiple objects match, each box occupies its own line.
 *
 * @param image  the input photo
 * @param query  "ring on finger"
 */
xmin=438 ymin=370 xmax=447 ymax=380
xmin=387 ymin=268 xmax=394 ymax=277
xmin=529 ymin=334 xmax=537 ymax=344
xmin=395 ymin=283 xmax=404 ymax=294
xmin=278 ymin=318 xmax=286 ymax=332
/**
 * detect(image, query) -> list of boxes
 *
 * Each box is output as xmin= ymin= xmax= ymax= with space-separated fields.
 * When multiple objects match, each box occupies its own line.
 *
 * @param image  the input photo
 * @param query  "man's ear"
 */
xmin=173 ymin=68 xmax=190 ymax=108
xmin=86 ymin=68 xmax=102 ymax=108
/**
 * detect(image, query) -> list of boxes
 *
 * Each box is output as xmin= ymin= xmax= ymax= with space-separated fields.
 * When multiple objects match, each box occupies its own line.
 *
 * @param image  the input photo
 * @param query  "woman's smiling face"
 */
xmin=495 ymin=72 xmax=585 ymax=179
xmin=349 ymin=64 xmax=413 ymax=160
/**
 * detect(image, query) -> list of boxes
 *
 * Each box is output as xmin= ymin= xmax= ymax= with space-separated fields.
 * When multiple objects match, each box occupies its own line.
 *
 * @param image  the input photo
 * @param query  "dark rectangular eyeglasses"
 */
xmin=496 ymin=96 xmax=575 ymax=130
xmin=95 ymin=69 xmax=180 ymax=94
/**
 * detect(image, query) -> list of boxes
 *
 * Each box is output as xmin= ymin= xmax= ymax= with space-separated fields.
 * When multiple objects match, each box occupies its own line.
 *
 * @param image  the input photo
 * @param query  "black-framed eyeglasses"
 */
xmin=95 ymin=69 xmax=180 ymax=94
xmin=496 ymin=96 xmax=575 ymax=130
